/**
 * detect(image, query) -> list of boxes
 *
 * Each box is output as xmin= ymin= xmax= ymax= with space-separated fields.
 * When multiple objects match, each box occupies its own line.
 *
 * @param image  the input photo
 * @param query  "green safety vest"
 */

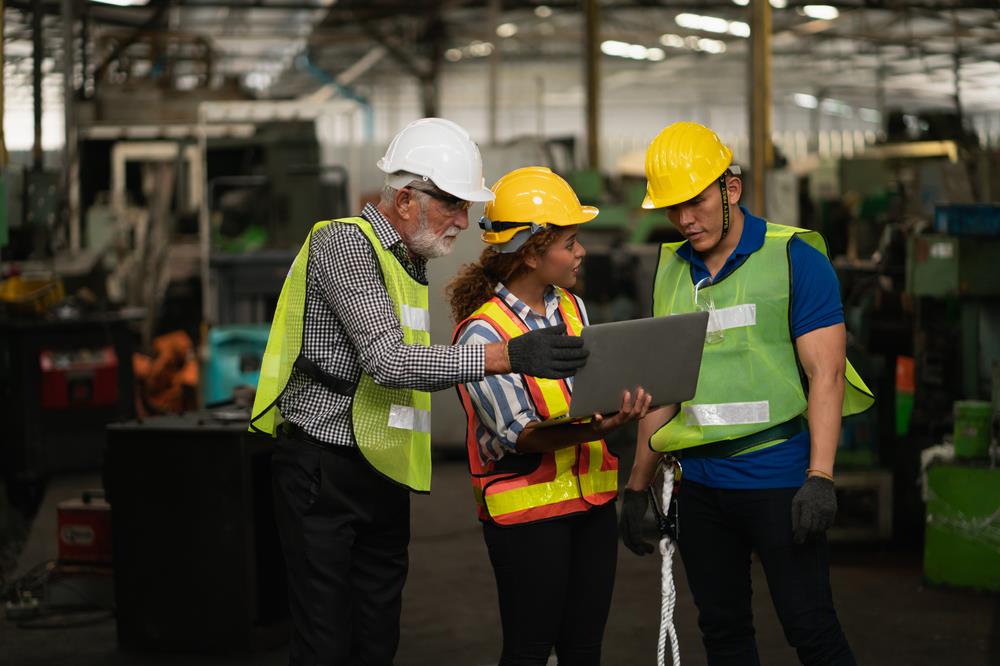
xmin=249 ymin=217 xmax=433 ymax=492
xmin=649 ymin=222 xmax=874 ymax=456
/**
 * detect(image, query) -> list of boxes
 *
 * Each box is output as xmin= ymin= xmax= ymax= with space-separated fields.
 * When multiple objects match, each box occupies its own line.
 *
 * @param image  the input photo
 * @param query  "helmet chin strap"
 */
xmin=718 ymin=175 xmax=731 ymax=240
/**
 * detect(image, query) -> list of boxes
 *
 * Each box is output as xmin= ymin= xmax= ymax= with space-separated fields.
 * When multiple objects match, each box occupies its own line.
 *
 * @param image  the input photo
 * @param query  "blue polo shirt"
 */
xmin=674 ymin=207 xmax=844 ymax=489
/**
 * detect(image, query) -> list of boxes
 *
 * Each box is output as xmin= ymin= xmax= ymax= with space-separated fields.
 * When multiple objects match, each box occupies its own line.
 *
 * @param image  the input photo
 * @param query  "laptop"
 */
xmin=543 ymin=311 xmax=709 ymax=423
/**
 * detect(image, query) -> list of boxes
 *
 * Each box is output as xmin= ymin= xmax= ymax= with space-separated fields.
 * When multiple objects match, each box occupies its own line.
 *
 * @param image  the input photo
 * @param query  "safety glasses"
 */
xmin=406 ymin=184 xmax=472 ymax=212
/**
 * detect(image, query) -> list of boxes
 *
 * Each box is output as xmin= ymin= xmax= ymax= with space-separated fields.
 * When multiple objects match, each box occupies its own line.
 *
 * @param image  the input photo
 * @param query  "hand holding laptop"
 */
xmin=591 ymin=387 xmax=654 ymax=434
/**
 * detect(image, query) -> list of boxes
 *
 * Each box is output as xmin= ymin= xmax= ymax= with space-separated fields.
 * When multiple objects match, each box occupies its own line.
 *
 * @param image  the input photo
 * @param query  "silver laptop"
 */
xmin=554 ymin=311 xmax=709 ymax=421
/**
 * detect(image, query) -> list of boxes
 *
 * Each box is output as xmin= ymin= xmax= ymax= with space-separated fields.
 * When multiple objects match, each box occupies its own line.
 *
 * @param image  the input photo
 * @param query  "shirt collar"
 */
xmin=361 ymin=202 xmax=405 ymax=251
xmin=675 ymin=205 xmax=766 ymax=271
xmin=361 ymin=202 xmax=428 ymax=274
xmin=494 ymin=282 xmax=561 ymax=321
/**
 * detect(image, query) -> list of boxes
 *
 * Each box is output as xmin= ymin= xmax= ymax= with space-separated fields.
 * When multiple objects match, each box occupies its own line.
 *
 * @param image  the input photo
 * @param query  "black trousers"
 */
xmin=272 ymin=431 xmax=410 ymax=666
xmin=676 ymin=481 xmax=856 ymax=666
xmin=482 ymin=501 xmax=618 ymax=666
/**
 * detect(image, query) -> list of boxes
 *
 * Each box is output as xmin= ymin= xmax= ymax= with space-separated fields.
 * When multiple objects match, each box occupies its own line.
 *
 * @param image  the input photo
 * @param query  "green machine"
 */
xmin=924 ymin=463 xmax=1000 ymax=591
xmin=907 ymin=233 xmax=1000 ymax=399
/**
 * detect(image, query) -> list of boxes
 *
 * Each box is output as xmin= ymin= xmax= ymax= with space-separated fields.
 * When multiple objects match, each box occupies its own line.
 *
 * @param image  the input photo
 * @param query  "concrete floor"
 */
xmin=3 ymin=461 xmax=998 ymax=665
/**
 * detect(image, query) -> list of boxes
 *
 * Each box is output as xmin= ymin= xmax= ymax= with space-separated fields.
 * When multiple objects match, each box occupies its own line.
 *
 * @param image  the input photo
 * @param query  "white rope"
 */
xmin=656 ymin=466 xmax=681 ymax=666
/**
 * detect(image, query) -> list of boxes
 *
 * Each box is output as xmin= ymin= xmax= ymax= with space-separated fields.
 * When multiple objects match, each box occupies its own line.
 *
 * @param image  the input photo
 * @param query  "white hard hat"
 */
xmin=378 ymin=118 xmax=495 ymax=203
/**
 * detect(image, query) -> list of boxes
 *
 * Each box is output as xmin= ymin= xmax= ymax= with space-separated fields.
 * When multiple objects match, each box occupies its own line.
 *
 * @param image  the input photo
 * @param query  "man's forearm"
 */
xmin=484 ymin=341 xmax=511 ymax=375
xmin=626 ymin=405 xmax=676 ymax=491
xmin=806 ymin=373 xmax=844 ymax=477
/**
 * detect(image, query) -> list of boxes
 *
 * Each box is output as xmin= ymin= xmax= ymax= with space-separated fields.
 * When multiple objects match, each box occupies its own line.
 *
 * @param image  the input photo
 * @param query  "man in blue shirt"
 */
xmin=621 ymin=122 xmax=871 ymax=666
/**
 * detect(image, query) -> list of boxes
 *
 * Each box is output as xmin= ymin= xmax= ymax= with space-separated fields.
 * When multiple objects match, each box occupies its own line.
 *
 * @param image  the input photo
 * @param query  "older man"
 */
xmin=250 ymin=118 xmax=588 ymax=666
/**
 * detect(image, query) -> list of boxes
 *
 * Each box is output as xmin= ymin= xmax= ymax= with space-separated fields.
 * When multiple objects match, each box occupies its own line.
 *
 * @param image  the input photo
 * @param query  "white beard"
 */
xmin=408 ymin=201 xmax=459 ymax=259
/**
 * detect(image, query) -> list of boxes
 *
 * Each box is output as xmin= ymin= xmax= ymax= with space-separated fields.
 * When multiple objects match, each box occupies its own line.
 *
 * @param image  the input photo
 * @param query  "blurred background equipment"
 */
xmin=2 ymin=0 xmax=999 ymax=662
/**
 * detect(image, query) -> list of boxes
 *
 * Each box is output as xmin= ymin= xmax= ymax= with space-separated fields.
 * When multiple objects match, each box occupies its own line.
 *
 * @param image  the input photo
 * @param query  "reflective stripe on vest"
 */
xmin=649 ymin=222 xmax=874 ymax=455
xmin=453 ymin=288 xmax=618 ymax=526
xmin=249 ymin=217 xmax=433 ymax=492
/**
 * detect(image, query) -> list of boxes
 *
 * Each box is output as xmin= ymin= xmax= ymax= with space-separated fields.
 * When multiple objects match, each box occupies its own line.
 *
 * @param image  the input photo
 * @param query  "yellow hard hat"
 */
xmin=642 ymin=122 xmax=733 ymax=209
xmin=479 ymin=166 xmax=598 ymax=252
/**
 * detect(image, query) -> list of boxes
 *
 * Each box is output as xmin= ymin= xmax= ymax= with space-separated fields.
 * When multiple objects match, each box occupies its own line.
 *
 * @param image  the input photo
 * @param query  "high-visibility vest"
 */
xmin=454 ymin=288 xmax=618 ymax=525
xmin=249 ymin=217 xmax=433 ymax=492
xmin=649 ymin=221 xmax=874 ymax=456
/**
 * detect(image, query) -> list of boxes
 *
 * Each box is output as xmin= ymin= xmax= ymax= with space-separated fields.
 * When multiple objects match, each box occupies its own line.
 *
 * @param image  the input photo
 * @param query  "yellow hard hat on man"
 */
xmin=642 ymin=121 xmax=734 ymax=209
xmin=479 ymin=166 xmax=598 ymax=253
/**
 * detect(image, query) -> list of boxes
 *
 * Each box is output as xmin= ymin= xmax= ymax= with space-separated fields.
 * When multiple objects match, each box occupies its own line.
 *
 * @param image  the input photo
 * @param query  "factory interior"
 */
xmin=1 ymin=0 xmax=999 ymax=664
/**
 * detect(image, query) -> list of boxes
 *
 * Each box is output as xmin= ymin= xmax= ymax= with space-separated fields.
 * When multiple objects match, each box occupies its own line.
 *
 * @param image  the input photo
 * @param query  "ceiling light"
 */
xmin=601 ymin=40 xmax=630 ymax=57
xmin=732 ymin=0 xmax=749 ymax=5
xmin=89 ymin=0 xmax=150 ymax=5
xmin=496 ymin=22 xmax=518 ymax=38
xmin=793 ymin=93 xmax=818 ymax=109
xmin=475 ymin=41 xmax=495 ymax=56
xmin=728 ymin=21 xmax=751 ymax=38
xmin=626 ymin=44 xmax=648 ymax=59
xmin=646 ymin=48 xmax=666 ymax=62
xmin=445 ymin=48 xmax=463 ymax=62
xmin=770 ymin=0 xmax=788 ymax=8
xmin=660 ymin=34 xmax=685 ymax=49
xmin=534 ymin=5 xmax=552 ymax=18
xmin=802 ymin=5 xmax=839 ymax=20
xmin=697 ymin=38 xmax=727 ymax=54
xmin=675 ymin=13 xmax=729 ymax=34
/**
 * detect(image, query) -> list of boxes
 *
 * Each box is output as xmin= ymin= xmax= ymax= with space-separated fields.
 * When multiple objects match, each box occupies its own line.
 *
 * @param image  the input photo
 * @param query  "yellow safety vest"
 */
xmin=650 ymin=222 xmax=874 ymax=456
xmin=250 ymin=217 xmax=433 ymax=492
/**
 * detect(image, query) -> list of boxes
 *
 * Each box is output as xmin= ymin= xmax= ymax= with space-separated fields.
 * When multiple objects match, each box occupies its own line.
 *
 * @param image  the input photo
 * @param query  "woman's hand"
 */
xmin=591 ymin=388 xmax=653 ymax=435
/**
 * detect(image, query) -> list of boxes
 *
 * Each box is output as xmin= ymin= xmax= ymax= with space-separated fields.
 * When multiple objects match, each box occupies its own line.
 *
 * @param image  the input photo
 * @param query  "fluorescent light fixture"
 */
xmin=802 ymin=5 xmax=839 ymax=20
xmin=468 ymin=41 xmax=494 ymax=57
xmin=675 ymin=13 xmax=749 ymax=38
xmin=601 ymin=40 xmax=666 ymax=61
xmin=89 ymin=0 xmax=150 ymax=5
xmin=445 ymin=48 xmax=463 ymax=62
xmin=675 ymin=13 xmax=729 ymax=34
xmin=728 ymin=21 xmax=751 ymax=38
xmin=793 ymin=93 xmax=819 ymax=109
xmin=770 ymin=0 xmax=788 ymax=8
xmin=535 ymin=5 xmax=552 ymax=18
xmin=601 ymin=40 xmax=631 ymax=57
xmin=697 ymin=38 xmax=727 ymax=54
xmin=496 ymin=22 xmax=518 ymax=38
xmin=732 ymin=0 xmax=749 ymax=5
xmin=660 ymin=34 xmax=686 ymax=49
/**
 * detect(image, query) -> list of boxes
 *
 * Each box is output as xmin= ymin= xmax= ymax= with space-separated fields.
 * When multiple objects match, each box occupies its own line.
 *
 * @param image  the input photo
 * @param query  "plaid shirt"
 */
xmin=279 ymin=203 xmax=485 ymax=447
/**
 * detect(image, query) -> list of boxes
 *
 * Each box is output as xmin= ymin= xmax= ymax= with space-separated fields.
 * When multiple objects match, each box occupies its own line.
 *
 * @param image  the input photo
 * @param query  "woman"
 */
xmin=448 ymin=167 xmax=652 ymax=666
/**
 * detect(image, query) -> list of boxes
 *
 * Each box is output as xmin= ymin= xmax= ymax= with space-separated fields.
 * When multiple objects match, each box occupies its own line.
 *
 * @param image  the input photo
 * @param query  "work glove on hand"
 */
xmin=791 ymin=476 xmax=837 ymax=544
xmin=620 ymin=489 xmax=655 ymax=556
xmin=507 ymin=324 xmax=588 ymax=379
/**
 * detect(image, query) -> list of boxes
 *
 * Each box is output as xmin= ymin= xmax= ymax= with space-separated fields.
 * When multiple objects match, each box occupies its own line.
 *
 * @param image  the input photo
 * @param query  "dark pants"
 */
xmin=272 ymin=431 xmax=410 ymax=666
xmin=482 ymin=501 xmax=619 ymax=666
xmin=676 ymin=481 xmax=855 ymax=666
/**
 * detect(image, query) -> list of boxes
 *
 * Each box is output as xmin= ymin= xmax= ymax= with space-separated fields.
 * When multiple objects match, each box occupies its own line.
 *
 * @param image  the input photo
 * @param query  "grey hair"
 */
xmin=380 ymin=184 xmax=398 ymax=206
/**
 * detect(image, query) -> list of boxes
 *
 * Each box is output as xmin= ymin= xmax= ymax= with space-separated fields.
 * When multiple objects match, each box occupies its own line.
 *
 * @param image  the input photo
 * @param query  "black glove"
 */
xmin=620 ymin=489 xmax=654 ymax=556
xmin=791 ymin=476 xmax=837 ymax=544
xmin=507 ymin=324 xmax=588 ymax=380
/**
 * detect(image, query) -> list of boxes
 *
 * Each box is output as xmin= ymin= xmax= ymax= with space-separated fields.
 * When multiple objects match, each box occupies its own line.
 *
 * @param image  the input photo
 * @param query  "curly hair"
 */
xmin=446 ymin=227 xmax=561 ymax=324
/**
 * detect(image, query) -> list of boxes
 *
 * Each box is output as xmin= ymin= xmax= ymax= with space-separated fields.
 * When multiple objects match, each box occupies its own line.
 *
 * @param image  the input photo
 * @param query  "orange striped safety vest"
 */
xmin=453 ymin=287 xmax=618 ymax=526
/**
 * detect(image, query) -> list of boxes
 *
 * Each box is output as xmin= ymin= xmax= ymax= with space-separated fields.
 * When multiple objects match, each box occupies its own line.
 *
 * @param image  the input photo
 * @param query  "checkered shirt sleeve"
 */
xmin=278 ymin=207 xmax=485 ymax=446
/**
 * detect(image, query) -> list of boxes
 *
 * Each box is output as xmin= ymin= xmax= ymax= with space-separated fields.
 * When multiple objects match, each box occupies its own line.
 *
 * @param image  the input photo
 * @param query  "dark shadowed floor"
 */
xmin=3 ymin=461 xmax=997 ymax=666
